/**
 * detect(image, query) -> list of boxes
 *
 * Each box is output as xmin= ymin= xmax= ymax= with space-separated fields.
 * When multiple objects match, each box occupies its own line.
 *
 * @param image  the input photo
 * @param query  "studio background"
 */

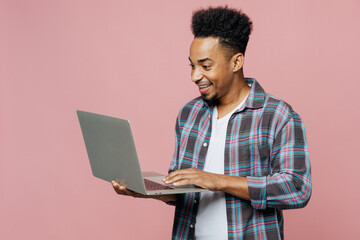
xmin=1 ymin=0 xmax=359 ymax=239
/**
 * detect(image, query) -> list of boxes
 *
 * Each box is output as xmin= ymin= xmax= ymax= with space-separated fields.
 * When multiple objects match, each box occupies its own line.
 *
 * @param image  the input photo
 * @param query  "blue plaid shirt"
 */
xmin=168 ymin=79 xmax=312 ymax=240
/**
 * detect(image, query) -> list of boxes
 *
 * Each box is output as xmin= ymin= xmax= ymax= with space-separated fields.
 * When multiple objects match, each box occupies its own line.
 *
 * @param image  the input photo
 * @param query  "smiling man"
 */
xmin=112 ymin=6 xmax=312 ymax=240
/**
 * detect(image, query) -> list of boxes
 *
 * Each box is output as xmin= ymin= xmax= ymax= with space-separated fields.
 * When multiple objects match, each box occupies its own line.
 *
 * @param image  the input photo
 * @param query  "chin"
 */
xmin=201 ymin=93 xmax=219 ymax=106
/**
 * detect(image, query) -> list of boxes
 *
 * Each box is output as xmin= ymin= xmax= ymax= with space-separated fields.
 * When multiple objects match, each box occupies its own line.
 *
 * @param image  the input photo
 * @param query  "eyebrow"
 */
xmin=188 ymin=57 xmax=214 ymax=63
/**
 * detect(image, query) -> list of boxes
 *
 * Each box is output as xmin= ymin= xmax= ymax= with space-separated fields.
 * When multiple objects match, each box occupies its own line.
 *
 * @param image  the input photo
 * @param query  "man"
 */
xmin=112 ymin=6 xmax=311 ymax=240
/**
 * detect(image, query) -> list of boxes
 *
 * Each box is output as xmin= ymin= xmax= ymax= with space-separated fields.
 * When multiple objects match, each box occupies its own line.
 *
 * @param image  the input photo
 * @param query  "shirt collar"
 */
xmin=244 ymin=78 xmax=265 ymax=109
xmin=201 ymin=78 xmax=266 ymax=110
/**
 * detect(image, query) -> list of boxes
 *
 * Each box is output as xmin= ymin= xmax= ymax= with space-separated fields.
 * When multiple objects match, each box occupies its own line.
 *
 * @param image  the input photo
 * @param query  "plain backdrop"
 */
xmin=1 ymin=0 xmax=359 ymax=239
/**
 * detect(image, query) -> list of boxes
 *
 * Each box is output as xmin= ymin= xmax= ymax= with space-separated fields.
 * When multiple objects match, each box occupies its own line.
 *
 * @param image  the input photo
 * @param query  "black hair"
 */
xmin=191 ymin=6 xmax=253 ymax=58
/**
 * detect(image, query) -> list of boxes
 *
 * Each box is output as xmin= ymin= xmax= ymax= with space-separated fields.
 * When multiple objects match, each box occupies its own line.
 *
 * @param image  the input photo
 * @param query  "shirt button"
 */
xmin=190 ymin=224 xmax=194 ymax=229
xmin=194 ymin=200 xmax=197 ymax=204
xmin=203 ymin=142 xmax=208 ymax=147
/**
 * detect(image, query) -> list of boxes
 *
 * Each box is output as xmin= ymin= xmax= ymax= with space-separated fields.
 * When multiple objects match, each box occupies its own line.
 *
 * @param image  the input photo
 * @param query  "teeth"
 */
xmin=199 ymin=85 xmax=211 ymax=89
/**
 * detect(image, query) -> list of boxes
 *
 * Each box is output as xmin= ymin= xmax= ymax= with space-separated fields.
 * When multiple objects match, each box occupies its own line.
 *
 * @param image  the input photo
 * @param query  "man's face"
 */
xmin=189 ymin=37 xmax=235 ymax=105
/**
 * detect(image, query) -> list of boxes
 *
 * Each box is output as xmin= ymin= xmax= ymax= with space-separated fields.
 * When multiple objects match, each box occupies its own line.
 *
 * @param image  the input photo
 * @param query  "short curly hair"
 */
xmin=191 ymin=6 xmax=253 ymax=58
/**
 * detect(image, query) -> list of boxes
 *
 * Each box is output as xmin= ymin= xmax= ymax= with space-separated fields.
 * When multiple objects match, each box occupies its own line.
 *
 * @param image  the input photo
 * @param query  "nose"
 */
xmin=191 ymin=67 xmax=203 ymax=83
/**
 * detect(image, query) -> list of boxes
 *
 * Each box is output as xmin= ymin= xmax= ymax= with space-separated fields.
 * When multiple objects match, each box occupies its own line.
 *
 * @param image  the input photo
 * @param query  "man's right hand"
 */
xmin=111 ymin=181 xmax=177 ymax=203
xmin=111 ymin=181 xmax=148 ymax=198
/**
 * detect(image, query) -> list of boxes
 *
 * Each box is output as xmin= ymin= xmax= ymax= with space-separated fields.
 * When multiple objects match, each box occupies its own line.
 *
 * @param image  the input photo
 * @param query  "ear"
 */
xmin=231 ymin=53 xmax=244 ymax=72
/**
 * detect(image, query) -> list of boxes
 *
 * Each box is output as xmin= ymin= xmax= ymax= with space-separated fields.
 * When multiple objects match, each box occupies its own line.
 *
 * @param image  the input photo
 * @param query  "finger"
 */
xmin=165 ymin=168 xmax=197 ymax=181
xmin=111 ymin=181 xmax=126 ymax=190
xmin=172 ymin=179 xmax=191 ymax=187
xmin=112 ymin=184 xmax=127 ymax=195
xmin=165 ymin=173 xmax=199 ymax=185
xmin=111 ymin=181 xmax=132 ymax=195
xmin=112 ymin=181 xmax=126 ymax=188
xmin=164 ymin=170 xmax=181 ymax=180
xmin=164 ymin=172 xmax=187 ymax=183
xmin=111 ymin=181 xmax=147 ymax=198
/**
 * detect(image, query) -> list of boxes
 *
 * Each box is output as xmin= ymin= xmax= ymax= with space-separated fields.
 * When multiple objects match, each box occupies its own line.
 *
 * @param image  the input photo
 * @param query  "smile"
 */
xmin=198 ymin=84 xmax=212 ymax=94
xmin=199 ymin=84 xmax=211 ymax=89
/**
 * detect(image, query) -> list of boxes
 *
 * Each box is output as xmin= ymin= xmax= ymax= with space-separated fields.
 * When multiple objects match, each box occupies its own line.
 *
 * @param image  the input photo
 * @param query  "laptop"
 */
xmin=77 ymin=110 xmax=208 ymax=195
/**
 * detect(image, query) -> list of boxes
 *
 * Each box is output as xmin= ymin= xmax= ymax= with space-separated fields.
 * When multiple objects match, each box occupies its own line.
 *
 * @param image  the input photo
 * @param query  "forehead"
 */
xmin=189 ymin=37 xmax=223 ymax=61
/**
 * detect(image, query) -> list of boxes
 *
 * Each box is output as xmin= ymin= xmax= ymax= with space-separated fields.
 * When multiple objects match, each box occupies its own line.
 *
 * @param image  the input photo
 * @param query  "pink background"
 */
xmin=1 ymin=0 xmax=359 ymax=239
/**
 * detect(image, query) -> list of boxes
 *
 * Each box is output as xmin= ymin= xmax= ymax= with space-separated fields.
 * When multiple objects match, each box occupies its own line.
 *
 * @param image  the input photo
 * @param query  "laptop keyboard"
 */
xmin=144 ymin=179 xmax=172 ymax=190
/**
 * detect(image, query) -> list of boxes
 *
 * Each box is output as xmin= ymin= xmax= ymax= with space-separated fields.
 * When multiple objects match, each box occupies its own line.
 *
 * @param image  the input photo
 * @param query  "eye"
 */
xmin=202 ymin=65 xmax=211 ymax=70
xmin=189 ymin=63 xmax=195 ymax=69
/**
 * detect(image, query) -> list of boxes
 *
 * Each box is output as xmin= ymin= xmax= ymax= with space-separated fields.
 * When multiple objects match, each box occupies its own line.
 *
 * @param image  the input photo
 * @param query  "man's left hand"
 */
xmin=163 ymin=168 xmax=251 ymax=200
xmin=163 ymin=168 xmax=221 ymax=191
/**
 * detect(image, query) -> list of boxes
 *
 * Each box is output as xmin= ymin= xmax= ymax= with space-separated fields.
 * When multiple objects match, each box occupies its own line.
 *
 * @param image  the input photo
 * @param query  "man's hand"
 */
xmin=163 ymin=168 xmax=221 ymax=191
xmin=111 ymin=181 xmax=148 ymax=198
xmin=163 ymin=168 xmax=251 ymax=200
xmin=111 ymin=181 xmax=177 ymax=203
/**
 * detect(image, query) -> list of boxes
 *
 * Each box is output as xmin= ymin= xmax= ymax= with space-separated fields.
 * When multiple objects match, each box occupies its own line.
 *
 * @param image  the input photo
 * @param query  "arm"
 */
xmin=165 ymin=113 xmax=311 ymax=209
xmin=164 ymin=169 xmax=250 ymax=200
xmin=246 ymin=113 xmax=312 ymax=210
xmin=111 ymin=181 xmax=176 ymax=203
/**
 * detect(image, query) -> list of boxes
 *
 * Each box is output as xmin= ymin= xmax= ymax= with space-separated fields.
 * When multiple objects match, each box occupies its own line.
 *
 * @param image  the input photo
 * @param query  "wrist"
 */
xmin=215 ymin=174 xmax=228 ymax=191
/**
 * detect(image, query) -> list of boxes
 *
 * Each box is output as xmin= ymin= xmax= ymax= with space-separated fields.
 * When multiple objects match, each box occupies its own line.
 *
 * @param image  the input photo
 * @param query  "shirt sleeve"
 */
xmin=246 ymin=112 xmax=312 ymax=210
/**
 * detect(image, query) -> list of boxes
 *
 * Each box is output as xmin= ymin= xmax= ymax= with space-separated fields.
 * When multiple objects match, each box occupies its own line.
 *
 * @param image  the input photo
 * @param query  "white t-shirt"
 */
xmin=195 ymin=96 xmax=248 ymax=240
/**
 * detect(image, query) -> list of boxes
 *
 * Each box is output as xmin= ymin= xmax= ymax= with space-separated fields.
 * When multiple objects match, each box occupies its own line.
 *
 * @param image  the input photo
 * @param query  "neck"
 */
xmin=217 ymin=74 xmax=250 ymax=109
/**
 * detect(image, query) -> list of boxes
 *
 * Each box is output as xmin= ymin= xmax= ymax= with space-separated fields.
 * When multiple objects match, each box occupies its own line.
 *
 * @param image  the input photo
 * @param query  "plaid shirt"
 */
xmin=168 ymin=79 xmax=312 ymax=240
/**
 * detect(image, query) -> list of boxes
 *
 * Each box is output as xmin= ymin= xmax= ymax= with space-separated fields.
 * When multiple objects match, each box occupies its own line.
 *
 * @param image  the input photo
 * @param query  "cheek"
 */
xmin=205 ymin=71 xmax=220 ymax=85
xmin=209 ymin=73 xmax=224 ymax=89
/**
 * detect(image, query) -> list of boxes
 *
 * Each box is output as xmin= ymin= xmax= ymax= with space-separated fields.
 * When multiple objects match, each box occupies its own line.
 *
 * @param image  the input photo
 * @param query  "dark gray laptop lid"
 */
xmin=77 ymin=110 xmax=147 ymax=194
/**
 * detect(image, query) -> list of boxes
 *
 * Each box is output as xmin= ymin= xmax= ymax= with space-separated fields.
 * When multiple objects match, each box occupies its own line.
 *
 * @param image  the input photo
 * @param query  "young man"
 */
xmin=112 ymin=6 xmax=311 ymax=240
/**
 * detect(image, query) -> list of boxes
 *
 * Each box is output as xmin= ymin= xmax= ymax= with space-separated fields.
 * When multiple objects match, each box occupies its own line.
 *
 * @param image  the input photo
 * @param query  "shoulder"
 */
xmin=264 ymin=93 xmax=294 ymax=118
xmin=247 ymin=79 xmax=297 ymax=121
xmin=262 ymin=92 xmax=304 ymax=132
